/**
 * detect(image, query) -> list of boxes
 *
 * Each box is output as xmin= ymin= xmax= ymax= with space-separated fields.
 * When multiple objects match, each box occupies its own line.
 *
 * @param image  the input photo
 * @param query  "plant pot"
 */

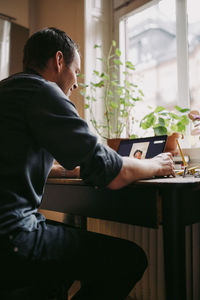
xmin=164 ymin=132 xmax=180 ymax=155
xmin=107 ymin=138 xmax=129 ymax=152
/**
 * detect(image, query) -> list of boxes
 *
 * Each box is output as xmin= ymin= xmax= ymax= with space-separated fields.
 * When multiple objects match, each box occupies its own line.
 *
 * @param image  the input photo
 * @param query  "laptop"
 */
xmin=117 ymin=135 xmax=168 ymax=159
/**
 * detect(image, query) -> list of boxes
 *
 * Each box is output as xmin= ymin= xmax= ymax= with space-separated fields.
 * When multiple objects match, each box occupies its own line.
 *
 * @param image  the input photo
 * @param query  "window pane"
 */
xmin=120 ymin=0 xmax=178 ymax=136
xmin=0 ymin=19 xmax=10 ymax=80
xmin=125 ymin=0 xmax=177 ymax=107
xmin=188 ymin=0 xmax=200 ymax=112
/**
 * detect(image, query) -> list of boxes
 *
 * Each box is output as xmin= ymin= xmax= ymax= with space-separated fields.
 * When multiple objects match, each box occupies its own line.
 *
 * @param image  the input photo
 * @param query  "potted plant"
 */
xmin=80 ymin=41 xmax=144 ymax=150
xmin=139 ymin=105 xmax=190 ymax=154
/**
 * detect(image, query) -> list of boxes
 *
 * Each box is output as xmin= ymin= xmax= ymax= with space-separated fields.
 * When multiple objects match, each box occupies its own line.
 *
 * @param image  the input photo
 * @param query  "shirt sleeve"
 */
xmin=26 ymin=80 xmax=122 ymax=188
xmin=80 ymin=143 xmax=123 ymax=188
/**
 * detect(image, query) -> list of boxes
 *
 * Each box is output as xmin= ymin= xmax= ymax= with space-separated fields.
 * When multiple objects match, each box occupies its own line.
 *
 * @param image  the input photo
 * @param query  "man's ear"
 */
xmin=55 ymin=51 xmax=64 ymax=72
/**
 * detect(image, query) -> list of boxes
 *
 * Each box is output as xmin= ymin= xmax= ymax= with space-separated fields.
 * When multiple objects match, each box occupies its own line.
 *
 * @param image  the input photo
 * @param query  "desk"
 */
xmin=41 ymin=177 xmax=200 ymax=300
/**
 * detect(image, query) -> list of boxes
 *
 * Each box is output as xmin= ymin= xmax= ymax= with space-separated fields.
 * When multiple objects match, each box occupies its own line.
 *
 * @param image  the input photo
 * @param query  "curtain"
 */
xmin=0 ymin=18 xmax=11 ymax=80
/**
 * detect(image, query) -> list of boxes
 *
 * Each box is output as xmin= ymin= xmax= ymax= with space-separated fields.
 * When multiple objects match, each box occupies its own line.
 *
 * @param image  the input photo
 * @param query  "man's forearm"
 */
xmin=107 ymin=157 xmax=155 ymax=190
xmin=107 ymin=153 xmax=175 ymax=190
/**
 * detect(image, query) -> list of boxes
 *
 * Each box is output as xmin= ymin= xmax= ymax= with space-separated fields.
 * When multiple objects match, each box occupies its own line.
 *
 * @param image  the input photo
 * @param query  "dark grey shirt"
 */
xmin=0 ymin=72 xmax=122 ymax=234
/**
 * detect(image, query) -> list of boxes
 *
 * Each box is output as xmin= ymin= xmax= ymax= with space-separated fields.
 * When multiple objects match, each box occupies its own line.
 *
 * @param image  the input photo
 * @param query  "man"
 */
xmin=0 ymin=27 xmax=175 ymax=299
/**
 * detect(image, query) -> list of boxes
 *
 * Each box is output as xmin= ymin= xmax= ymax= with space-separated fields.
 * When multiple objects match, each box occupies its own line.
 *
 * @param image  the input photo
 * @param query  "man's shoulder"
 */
xmin=0 ymin=72 xmax=74 ymax=108
xmin=3 ymin=72 xmax=53 ymax=86
xmin=11 ymin=72 xmax=49 ymax=86
xmin=0 ymin=72 xmax=46 ymax=88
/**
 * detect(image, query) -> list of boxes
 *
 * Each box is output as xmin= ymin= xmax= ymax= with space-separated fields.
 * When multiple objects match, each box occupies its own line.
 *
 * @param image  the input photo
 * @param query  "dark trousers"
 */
xmin=0 ymin=220 xmax=147 ymax=300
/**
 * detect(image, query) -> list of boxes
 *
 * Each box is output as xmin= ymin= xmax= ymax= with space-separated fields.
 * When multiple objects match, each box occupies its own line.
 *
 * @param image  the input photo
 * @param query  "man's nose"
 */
xmin=73 ymin=83 xmax=78 ymax=90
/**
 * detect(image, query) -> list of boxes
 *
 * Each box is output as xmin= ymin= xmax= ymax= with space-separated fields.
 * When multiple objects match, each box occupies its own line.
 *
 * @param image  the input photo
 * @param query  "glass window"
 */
xmin=121 ymin=0 xmax=177 ymax=108
xmin=118 ymin=0 xmax=199 ymax=139
xmin=0 ymin=18 xmax=11 ymax=80
xmin=188 ymin=0 xmax=200 ymax=112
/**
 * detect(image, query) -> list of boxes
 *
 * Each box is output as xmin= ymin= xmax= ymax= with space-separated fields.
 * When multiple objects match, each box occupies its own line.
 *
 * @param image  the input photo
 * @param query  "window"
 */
xmin=121 ymin=0 xmax=177 ymax=108
xmin=0 ymin=18 xmax=11 ymax=80
xmin=117 ymin=0 xmax=200 ymax=138
xmin=188 ymin=0 xmax=200 ymax=112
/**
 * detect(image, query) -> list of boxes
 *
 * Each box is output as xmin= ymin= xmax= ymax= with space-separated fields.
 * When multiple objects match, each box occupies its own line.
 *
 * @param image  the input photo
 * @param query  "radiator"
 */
xmin=87 ymin=219 xmax=200 ymax=300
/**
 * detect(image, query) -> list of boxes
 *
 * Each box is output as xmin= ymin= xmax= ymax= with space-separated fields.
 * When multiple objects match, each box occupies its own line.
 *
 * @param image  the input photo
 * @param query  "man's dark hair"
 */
xmin=23 ymin=27 xmax=79 ymax=71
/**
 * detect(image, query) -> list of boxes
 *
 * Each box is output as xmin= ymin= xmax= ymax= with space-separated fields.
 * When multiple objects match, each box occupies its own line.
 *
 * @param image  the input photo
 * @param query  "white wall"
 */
xmin=84 ymin=0 xmax=112 ymax=135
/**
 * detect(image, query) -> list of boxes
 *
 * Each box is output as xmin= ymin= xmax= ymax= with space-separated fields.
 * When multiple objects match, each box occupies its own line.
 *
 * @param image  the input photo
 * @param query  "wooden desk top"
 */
xmin=47 ymin=178 xmax=83 ymax=185
xmin=47 ymin=176 xmax=200 ymax=187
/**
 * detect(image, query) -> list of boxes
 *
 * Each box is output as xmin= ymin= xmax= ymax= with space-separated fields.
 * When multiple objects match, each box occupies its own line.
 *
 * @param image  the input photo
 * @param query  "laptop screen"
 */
xmin=117 ymin=135 xmax=168 ymax=159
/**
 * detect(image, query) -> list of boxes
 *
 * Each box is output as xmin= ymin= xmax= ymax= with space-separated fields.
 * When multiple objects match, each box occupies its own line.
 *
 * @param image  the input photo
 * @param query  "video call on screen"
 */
xmin=117 ymin=136 xmax=167 ymax=159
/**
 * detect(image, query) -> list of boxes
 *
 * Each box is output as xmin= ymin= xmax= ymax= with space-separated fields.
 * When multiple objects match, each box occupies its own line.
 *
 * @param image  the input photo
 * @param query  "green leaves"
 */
xmin=93 ymin=70 xmax=99 ymax=76
xmin=180 ymin=115 xmax=189 ymax=125
xmin=158 ymin=117 xmax=165 ymax=126
xmin=92 ymin=80 xmax=104 ymax=88
xmin=140 ymin=113 xmax=155 ymax=129
xmin=115 ymin=48 xmax=121 ymax=57
xmin=155 ymin=106 xmax=165 ymax=113
xmin=154 ymin=126 xmax=168 ymax=136
xmin=126 ymin=61 xmax=135 ymax=70
xmin=109 ymin=101 xmax=118 ymax=109
xmin=113 ymin=59 xmax=123 ymax=65
xmin=140 ymin=105 xmax=190 ymax=136
xmin=175 ymin=105 xmax=190 ymax=113
xmin=94 ymin=44 xmax=101 ymax=48
xmin=112 ymin=40 xmax=116 ymax=47
xmin=79 ymin=40 xmax=144 ymax=139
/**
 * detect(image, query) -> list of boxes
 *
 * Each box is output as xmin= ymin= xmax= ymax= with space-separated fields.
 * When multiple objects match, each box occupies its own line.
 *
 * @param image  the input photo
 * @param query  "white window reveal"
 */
xmin=0 ymin=17 xmax=11 ymax=80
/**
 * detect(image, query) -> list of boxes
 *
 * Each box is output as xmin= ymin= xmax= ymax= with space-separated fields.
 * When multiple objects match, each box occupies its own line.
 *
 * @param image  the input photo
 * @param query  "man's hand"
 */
xmin=107 ymin=152 xmax=175 ymax=190
xmin=150 ymin=152 xmax=176 ymax=178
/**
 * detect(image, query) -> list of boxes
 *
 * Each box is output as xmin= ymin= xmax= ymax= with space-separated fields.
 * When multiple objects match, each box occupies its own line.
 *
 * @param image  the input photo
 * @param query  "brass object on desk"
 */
xmin=175 ymin=139 xmax=200 ymax=177
xmin=176 ymin=139 xmax=188 ymax=177
xmin=176 ymin=166 xmax=200 ymax=176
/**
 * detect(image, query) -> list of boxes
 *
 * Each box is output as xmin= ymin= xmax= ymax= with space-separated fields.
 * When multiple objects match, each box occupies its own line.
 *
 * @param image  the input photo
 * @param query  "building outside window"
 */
xmin=118 ymin=0 xmax=200 ymax=139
